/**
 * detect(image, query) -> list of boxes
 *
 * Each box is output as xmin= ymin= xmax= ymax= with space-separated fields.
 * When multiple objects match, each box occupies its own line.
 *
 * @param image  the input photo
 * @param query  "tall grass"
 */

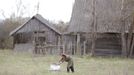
xmin=0 ymin=50 xmax=134 ymax=75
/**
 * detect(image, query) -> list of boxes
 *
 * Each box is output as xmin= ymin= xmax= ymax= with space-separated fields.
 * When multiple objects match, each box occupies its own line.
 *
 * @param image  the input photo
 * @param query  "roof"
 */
xmin=67 ymin=0 xmax=134 ymax=33
xmin=10 ymin=14 xmax=61 ymax=36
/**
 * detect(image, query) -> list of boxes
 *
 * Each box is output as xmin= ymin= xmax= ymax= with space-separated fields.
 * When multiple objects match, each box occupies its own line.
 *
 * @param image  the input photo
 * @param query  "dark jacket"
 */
xmin=60 ymin=55 xmax=74 ymax=68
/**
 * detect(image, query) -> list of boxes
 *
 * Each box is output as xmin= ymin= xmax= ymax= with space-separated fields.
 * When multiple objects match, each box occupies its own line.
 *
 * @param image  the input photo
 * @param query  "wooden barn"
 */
xmin=10 ymin=14 xmax=62 ymax=55
xmin=64 ymin=0 xmax=134 ymax=56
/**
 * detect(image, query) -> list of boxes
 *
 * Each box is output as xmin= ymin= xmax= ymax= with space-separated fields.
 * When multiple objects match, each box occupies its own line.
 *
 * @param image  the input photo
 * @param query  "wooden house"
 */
xmin=64 ymin=0 xmax=134 ymax=56
xmin=10 ymin=14 xmax=62 ymax=55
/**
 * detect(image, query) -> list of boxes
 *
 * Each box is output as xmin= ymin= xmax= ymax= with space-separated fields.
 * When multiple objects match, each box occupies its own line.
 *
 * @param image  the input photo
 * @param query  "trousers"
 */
xmin=67 ymin=66 xmax=74 ymax=72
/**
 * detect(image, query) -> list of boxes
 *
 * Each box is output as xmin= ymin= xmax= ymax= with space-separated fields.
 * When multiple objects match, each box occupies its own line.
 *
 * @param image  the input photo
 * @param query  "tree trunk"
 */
xmin=91 ymin=0 xmax=97 ymax=56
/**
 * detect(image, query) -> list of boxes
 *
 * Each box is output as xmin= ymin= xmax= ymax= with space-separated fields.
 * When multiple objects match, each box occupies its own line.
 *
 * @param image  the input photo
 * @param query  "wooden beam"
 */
xmin=128 ymin=16 xmax=134 ymax=57
xmin=76 ymin=33 xmax=81 ymax=55
xmin=120 ymin=0 xmax=127 ymax=57
xmin=58 ymin=36 xmax=61 ymax=54
xmin=83 ymin=41 xmax=86 ymax=55
xmin=121 ymin=33 xmax=127 ymax=57
xmin=91 ymin=35 xmax=95 ymax=56
xmin=130 ymin=35 xmax=134 ymax=57
xmin=63 ymin=44 xmax=65 ymax=54
xmin=70 ymin=41 xmax=73 ymax=55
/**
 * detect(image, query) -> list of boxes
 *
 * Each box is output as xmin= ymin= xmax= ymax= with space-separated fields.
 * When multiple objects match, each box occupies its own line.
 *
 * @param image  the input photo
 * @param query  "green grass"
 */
xmin=0 ymin=50 xmax=134 ymax=75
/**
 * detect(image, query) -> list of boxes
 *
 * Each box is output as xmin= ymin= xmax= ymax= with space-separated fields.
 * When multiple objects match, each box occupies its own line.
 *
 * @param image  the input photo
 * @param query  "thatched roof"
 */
xmin=68 ymin=0 xmax=134 ymax=33
xmin=10 ymin=14 xmax=61 ymax=36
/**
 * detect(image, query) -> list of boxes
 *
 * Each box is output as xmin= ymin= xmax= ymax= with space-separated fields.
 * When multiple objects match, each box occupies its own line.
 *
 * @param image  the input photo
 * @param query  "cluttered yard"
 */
xmin=0 ymin=50 xmax=134 ymax=75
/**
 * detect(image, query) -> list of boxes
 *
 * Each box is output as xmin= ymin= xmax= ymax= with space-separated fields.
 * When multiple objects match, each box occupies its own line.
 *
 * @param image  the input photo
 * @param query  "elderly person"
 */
xmin=59 ymin=54 xmax=74 ymax=73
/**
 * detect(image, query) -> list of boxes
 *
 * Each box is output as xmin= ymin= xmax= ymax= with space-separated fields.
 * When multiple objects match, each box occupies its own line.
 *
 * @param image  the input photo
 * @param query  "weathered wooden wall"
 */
xmin=15 ymin=17 xmax=60 ymax=45
xmin=14 ymin=43 xmax=34 ymax=53
xmin=64 ymin=33 xmax=122 ymax=56
xmin=13 ymin=16 xmax=61 ymax=54
xmin=62 ymin=34 xmax=76 ymax=55
xmin=94 ymin=33 xmax=122 ymax=56
xmin=67 ymin=0 xmax=134 ymax=56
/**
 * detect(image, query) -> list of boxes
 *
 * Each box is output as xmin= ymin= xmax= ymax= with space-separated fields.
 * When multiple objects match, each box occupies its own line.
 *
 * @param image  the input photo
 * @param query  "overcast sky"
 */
xmin=0 ymin=0 xmax=75 ymax=22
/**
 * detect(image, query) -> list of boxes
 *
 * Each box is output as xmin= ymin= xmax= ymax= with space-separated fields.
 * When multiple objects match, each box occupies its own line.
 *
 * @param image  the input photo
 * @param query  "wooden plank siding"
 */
xmin=10 ymin=14 xmax=62 ymax=55
xmin=63 ymin=33 xmax=122 ymax=56
xmin=94 ymin=33 xmax=122 ymax=56
xmin=66 ymin=0 xmax=134 ymax=56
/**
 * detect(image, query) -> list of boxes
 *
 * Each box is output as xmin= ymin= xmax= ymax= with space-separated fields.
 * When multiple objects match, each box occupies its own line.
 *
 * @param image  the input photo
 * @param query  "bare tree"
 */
xmin=36 ymin=0 xmax=40 ymax=14
xmin=55 ymin=21 xmax=69 ymax=32
xmin=15 ymin=0 xmax=24 ymax=17
xmin=91 ymin=0 xmax=97 ymax=56
xmin=0 ymin=0 xmax=30 ymax=49
xmin=0 ymin=9 xmax=6 ymax=19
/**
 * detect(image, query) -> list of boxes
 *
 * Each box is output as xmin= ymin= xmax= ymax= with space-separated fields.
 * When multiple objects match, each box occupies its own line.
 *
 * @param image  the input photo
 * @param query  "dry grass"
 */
xmin=0 ymin=50 xmax=134 ymax=75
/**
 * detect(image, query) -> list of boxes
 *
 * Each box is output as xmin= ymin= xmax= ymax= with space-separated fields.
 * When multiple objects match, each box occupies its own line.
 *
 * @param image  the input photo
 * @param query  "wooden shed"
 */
xmin=65 ymin=0 xmax=134 ymax=56
xmin=10 ymin=14 xmax=62 ymax=55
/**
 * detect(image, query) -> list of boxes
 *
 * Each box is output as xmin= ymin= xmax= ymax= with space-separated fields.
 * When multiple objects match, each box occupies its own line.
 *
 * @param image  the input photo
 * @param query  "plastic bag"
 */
xmin=50 ymin=63 xmax=60 ymax=71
